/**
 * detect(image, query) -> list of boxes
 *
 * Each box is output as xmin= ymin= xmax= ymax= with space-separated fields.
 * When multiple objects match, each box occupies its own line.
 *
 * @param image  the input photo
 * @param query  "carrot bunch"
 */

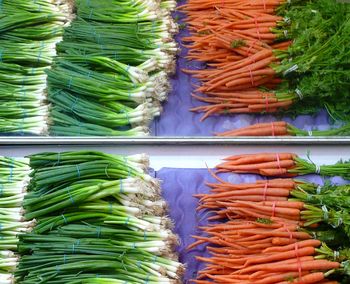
xmin=216 ymin=152 xmax=350 ymax=180
xmin=189 ymin=175 xmax=345 ymax=283
xmin=178 ymin=0 xmax=296 ymax=120
xmin=215 ymin=121 xmax=350 ymax=137
xmin=216 ymin=121 xmax=290 ymax=136
xmin=217 ymin=152 xmax=298 ymax=177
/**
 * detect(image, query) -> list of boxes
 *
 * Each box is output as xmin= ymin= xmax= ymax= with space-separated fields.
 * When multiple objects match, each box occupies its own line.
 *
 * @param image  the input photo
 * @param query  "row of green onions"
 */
xmin=48 ymin=0 xmax=178 ymax=136
xmin=1 ymin=151 xmax=184 ymax=283
xmin=0 ymin=156 xmax=31 ymax=284
xmin=0 ymin=0 xmax=68 ymax=135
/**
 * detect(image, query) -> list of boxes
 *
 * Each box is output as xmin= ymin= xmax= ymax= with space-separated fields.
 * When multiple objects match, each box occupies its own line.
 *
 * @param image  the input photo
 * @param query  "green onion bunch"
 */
xmin=15 ymin=151 xmax=184 ymax=283
xmin=0 ymin=0 xmax=68 ymax=135
xmin=0 ymin=156 xmax=31 ymax=283
xmin=48 ymin=0 xmax=179 ymax=136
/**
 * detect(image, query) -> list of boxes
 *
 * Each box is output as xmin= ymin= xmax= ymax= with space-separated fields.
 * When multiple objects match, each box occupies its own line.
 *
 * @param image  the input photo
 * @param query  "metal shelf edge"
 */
xmin=1 ymin=137 xmax=350 ymax=145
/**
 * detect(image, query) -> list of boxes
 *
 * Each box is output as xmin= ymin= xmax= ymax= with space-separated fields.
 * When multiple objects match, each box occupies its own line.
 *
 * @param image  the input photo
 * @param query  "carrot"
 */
xmin=210 ymin=187 xmax=291 ymax=196
xmin=255 ymin=272 xmax=309 ymax=284
xmin=239 ymin=230 xmax=311 ymax=239
xmin=276 ymin=272 xmax=324 ymax=284
xmin=250 ymin=256 xmax=315 ymax=278
xmin=230 ymin=201 xmax=301 ymax=216
xmin=234 ymin=260 xmax=340 ymax=275
xmin=244 ymin=246 xmax=316 ymax=267
xmin=263 ymin=240 xmax=321 ymax=253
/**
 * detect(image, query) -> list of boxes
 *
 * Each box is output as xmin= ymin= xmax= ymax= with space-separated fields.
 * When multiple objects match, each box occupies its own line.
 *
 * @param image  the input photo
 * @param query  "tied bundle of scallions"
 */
xmin=14 ymin=151 xmax=184 ymax=283
xmin=48 ymin=0 xmax=179 ymax=136
xmin=0 ymin=0 xmax=68 ymax=135
xmin=0 ymin=156 xmax=31 ymax=284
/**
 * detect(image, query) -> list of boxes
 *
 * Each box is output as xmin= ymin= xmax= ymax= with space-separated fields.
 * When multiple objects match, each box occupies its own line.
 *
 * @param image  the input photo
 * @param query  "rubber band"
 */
xmin=136 ymin=260 xmax=142 ymax=268
xmin=247 ymin=40 xmax=258 ymax=57
xmin=89 ymin=9 xmax=94 ymax=19
xmin=120 ymin=179 xmax=124 ymax=194
xmin=308 ymin=130 xmax=313 ymax=136
xmin=56 ymin=265 xmax=61 ymax=273
xmin=104 ymin=164 xmax=110 ymax=178
xmin=121 ymin=108 xmax=131 ymax=125
xmin=72 ymin=239 xmax=80 ymax=253
xmin=21 ymin=78 xmax=27 ymax=98
xmin=271 ymin=122 xmax=275 ymax=136
xmin=254 ymin=17 xmax=261 ymax=41
xmin=143 ymin=230 xmax=147 ymax=241
xmin=316 ymin=185 xmax=322 ymax=195
xmin=37 ymin=42 xmax=45 ymax=64
xmin=0 ymin=50 xmax=3 ymax=62
xmin=0 ymin=183 xmax=3 ymax=197
xmin=321 ymin=205 xmax=329 ymax=222
xmin=132 ymin=242 xmax=136 ymax=249
xmin=284 ymin=17 xmax=291 ymax=24
xmin=125 ymin=216 xmax=130 ymax=226
xmin=8 ymin=159 xmax=14 ymax=182
xmin=61 ymin=214 xmax=68 ymax=224
xmin=315 ymin=164 xmax=321 ymax=175
xmin=334 ymin=250 xmax=340 ymax=261
xmin=152 ymin=254 xmax=158 ymax=264
xmin=294 ymin=242 xmax=302 ymax=280
xmin=67 ymin=77 xmax=73 ymax=89
xmin=295 ymin=88 xmax=303 ymax=100
xmin=124 ymin=157 xmax=132 ymax=177
xmin=108 ymin=202 xmax=113 ymax=214
xmin=276 ymin=154 xmax=282 ymax=173
xmin=144 ymin=273 xmax=151 ymax=284
xmin=283 ymin=65 xmax=298 ymax=76
xmin=67 ymin=187 xmax=75 ymax=205
xmin=76 ymin=165 xmax=81 ymax=178
xmin=249 ymin=66 xmax=255 ymax=86
xmin=263 ymin=182 xmax=268 ymax=201
xmin=283 ymin=30 xmax=288 ymax=38
xmin=56 ymin=152 xmax=61 ymax=166
xmin=96 ymin=226 xmax=101 ymax=238
xmin=271 ymin=201 xmax=277 ymax=217
xmin=63 ymin=254 xmax=67 ymax=264
xmin=0 ymin=224 xmax=3 ymax=231
xmin=283 ymin=224 xmax=293 ymax=240
xmin=265 ymin=96 xmax=270 ymax=112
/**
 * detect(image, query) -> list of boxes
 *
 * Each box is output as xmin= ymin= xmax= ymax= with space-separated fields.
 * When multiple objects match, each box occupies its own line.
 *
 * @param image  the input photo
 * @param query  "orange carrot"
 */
xmin=263 ymin=240 xmax=321 ymax=253
xmin=276 ymin=272 xmax=325 ymax=284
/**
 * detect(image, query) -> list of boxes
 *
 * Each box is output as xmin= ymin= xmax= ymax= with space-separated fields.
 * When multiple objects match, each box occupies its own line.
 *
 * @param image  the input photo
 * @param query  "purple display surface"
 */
xmin=151 ymin=3 xmax=338 ymax=136
xmin=156 ymin=167 xmax=349 ymax=282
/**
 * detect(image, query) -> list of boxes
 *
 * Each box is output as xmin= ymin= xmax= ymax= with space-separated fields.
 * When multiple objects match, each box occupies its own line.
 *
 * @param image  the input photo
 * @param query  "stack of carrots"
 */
xmin=178 ymin=0 xmax=350 ymax=127
xmin=216 ymin=152 xmax=350 ymax=180
xmin=178 ymin=0 xmax=294 ymax=121
xmin=189 ymin=153 xmax=350 ymax=283
xmin=215 ymin=121 xmax=350 ymax=137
